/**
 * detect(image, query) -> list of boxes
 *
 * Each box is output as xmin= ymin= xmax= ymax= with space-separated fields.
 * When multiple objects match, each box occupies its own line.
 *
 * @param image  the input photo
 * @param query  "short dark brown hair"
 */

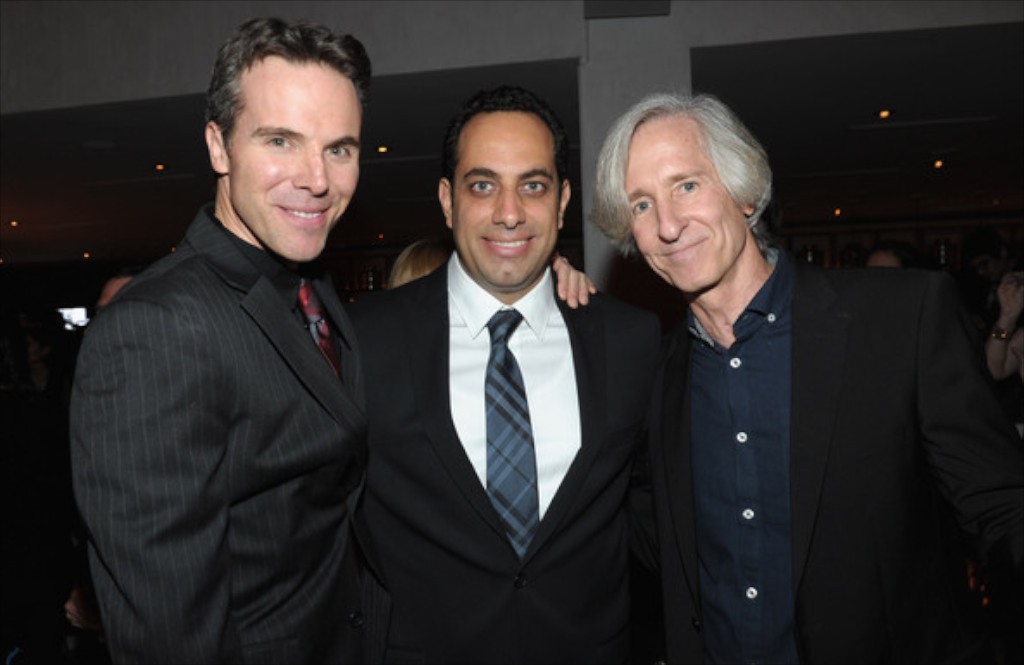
xmin=205 ymin=17 xmax=371 ymax=142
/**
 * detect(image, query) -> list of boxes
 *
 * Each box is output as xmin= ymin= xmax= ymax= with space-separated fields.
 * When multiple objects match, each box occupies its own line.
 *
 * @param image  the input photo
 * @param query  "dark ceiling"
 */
xmin=694 ymin=21 xmax=1023 ymax=231
xmin=1 ymin=21 xmax=1021 ymax=269
xmin=0 ymin=59 xmax=582 ymax=266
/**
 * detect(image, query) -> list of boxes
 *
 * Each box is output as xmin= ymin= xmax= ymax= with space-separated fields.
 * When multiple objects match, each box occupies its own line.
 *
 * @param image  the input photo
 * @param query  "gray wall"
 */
xmin=3 ymin=0 xmax=1021 ymax=285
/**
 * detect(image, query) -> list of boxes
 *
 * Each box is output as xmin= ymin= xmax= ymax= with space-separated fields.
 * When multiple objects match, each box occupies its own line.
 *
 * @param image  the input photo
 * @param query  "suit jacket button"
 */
xmin=348 ymin=611 xmax=364 ymax=628
xmin=514 ymin=573 xmax=527 ymax=588
xmin=691 ymin=617 xmax=701 ymax=632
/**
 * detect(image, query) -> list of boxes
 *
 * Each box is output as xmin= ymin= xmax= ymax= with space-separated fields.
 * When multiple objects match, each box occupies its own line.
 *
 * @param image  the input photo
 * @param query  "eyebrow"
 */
xmin=626 ymin=186 xmax=647 ymax=203
xmin=627 ymin=169 xmax=706 ymax=201
xmin=329 ymin=136 xmax=361 ymax=151
xmin=461 ymin=167 xmax=554 ymax=181
xmin=251 ymin=127 xmax=361 ymax=151
xmin=252 ymin=126 xmax=301 ymax=141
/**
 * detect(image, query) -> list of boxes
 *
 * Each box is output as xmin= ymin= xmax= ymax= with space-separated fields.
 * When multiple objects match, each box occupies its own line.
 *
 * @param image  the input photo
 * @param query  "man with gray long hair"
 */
xmin=593 ymin=91 xmax=1023 ymax=663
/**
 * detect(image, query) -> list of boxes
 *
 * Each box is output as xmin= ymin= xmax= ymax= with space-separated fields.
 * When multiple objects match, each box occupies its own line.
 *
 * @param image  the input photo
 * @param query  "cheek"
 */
xmin=330 ymin=164 xmax=360 ymax=193
xmin=241 ymin=158 xmax=286 ymax=191
xmin=451 ymin=198 xmax=482 ymax=227
xmin=632 ymin=217 xmax=656 ymax=251
xmin=725 ymin=211 xmax=751 ymax=244
xmin=532 ymin=205 xmax=562 ymax=237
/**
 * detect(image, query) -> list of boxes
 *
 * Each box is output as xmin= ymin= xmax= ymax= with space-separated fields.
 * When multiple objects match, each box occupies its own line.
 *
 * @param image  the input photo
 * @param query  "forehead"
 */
xmin=236 ymin=56 xmax=360 ymax=121
xmin=455 ymin=111 xmax=555 ymax=171
xmin=630 ymin=114 xmax=704 ymax=157
xmin=626 ymin=114 xmax=714 ymax=184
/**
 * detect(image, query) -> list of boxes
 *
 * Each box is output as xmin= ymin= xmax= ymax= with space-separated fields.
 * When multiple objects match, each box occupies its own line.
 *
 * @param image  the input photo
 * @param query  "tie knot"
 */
xmin=487 ymin=309 xmax=523 ymax=347
xmin=298 ymin=279 xmax=321 ymax=319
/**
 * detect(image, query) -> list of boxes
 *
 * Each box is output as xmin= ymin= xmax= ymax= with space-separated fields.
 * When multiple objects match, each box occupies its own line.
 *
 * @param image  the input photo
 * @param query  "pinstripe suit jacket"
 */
xmin=70 ymin=206 xmax=388 ymax=664
xmin=347 ymin=266 xmax=661 ymax=664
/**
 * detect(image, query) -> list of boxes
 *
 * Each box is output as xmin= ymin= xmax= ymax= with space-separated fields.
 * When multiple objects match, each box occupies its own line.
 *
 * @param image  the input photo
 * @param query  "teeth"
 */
xmin=493 ymin=240 xmax=527 ymax=248
xmin=288 ymin=209 xmax=320 ymax=219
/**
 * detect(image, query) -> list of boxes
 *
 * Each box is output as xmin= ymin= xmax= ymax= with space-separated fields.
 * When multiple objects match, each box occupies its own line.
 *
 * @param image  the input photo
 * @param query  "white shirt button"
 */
xmin=729 ymin=357 xmax=742 ymax=369
xmin=742 ymin=508 xmax=755 ymax=520
xmin=736 ymin=432 xmax=748 ymax=443
xmin=767 ymin=313 xmax=777 ymax=323
xmin=746 ymin=587 xmax=758 ymax=600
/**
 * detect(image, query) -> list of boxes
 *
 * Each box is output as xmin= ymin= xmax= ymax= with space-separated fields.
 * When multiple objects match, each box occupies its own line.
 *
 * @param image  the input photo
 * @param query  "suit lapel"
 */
xmin=789 ymin=264 xmax=848 ymax=591
xmin=241 ymin=278 xmax=364 ymax=431
xmin=409 ymin=274 xmax=615 ymax=557
xmin=410 ymin=272 xmax=511 ymax=539
xmin=661 ymin=325 xmax=702 ymax=610
xmin=527 ymin=299 xmax=606 ymax=553
xmin=183 ymin=208 xmax=364 ymax=431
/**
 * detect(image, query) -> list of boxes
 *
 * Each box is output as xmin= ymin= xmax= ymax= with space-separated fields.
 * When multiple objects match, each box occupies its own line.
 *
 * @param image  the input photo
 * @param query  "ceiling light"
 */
xmin=83 ymin=252 xmax=91 ymax=259
xmin=155 ymin=164 xmax=166 ymax=171
xmin=833 ymin=208 xmax=842 ymax=217
xmin=9 ymin=220 xmax=18 ymax=227
xmin=377 ymin=146 xmax=389 ymax=153
xmin=933 ymin=159 xmax=944 ymax=169
xmin=878 ymin=109 xmax=891 ymax=119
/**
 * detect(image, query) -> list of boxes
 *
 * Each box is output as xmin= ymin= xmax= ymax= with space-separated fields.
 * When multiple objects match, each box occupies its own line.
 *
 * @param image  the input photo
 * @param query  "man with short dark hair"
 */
xmin=348 ymin=86 xmax=660 ymax=663
xmin=71 ymin=18 xmax=387 ymax=663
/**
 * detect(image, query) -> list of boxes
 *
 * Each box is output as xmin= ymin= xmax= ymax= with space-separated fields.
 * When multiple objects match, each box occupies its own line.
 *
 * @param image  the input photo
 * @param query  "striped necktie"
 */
xmin=484 ymin=308 xmax=539 ymax=558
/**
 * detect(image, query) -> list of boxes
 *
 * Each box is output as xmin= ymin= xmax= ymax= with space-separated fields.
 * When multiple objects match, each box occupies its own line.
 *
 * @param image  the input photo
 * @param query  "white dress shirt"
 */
xmin=447 ymin=255 xmax=581 ymax=519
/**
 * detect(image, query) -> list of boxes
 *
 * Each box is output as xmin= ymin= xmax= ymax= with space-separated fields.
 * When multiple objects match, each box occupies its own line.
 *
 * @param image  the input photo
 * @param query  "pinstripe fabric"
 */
xmin=70 ymin=207 xmax=388 ymax=664
xmin=484 ymin=309 xmax=538 ymax=558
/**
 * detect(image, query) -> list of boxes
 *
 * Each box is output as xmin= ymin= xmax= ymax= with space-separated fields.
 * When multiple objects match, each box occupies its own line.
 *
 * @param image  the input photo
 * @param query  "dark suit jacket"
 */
xmin=70 ymin=206 xmax=388 ymax=664
xmin=348 ymin=266 xmax=660 ymax=664
xmin=644 ymin=262 xmax=1024 ymax=664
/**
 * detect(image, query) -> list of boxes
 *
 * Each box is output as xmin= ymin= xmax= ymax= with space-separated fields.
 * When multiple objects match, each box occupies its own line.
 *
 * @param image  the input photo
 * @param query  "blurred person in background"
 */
xmin=388 ymin=235 xmax=454 ymax=288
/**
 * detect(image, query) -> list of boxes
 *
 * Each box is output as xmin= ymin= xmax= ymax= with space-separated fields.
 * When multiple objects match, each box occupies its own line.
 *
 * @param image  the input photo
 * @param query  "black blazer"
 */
xmin=71 ymin=206 xmax=389 ymax=663
xmin=348 ymin=266 xmax=660 ymax=664
xmin=644 ymin=262 xmax=1024 ymax=664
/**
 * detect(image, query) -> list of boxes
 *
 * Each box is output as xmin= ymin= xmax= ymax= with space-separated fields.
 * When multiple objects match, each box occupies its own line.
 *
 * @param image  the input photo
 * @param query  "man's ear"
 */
xmin=557 ymin=180 xmax=571 ymax=230
xmin=438 ymin=178 xmax=454 ymax=230
xmin=205 ymin=122 xmax=229 ymax=175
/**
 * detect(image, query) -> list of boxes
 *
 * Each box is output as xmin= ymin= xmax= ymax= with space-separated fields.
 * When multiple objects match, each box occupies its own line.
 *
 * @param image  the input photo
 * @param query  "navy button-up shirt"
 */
xmin=689 ymin=248 xmax=799 ymax=664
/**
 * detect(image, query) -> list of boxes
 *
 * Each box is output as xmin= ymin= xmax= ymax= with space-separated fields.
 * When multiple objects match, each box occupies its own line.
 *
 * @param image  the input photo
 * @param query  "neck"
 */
xmin=688 ymin=247 xmax=772 ymax=349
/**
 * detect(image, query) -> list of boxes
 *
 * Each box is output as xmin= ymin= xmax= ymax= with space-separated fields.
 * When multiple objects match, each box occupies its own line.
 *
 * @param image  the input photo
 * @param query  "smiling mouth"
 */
xmin=286 ymin=209 xmax=324 ymax=220
xmin=490 ymin=239 xmax=528 ymax=248
xmin=669 ymin=235 xmax=706 ymax=254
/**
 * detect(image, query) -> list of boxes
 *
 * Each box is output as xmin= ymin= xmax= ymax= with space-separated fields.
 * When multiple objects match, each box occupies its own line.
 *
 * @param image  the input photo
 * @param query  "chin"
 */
xmin=277 ymin=241 xmax=328 ymax=264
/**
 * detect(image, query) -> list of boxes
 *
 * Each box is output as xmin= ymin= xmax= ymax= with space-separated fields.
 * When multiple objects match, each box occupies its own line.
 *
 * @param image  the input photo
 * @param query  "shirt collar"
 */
xmin=448 ymin=254 xmax=556 ymax=341
xmin=746 ymin=246 xmax=790 ymax=316
xmin=215 ymin=214 xmax=303 ymax=299
xmin=688 ymin=246 xmax=791 ymax=344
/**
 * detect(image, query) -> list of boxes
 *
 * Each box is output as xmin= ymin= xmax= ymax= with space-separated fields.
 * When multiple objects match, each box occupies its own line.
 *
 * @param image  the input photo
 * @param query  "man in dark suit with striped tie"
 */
xmin=347 ymin=86 xmax=661 ymax=663
xmin=69 ymin=18 xmax=389 ymax=663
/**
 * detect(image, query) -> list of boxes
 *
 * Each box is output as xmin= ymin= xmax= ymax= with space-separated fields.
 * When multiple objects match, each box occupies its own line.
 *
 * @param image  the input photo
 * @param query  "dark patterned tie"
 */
xmin=485 ymin=309 xmax=539 ymax=558
xmin=298 ymin=279 xmax=341 ymax=376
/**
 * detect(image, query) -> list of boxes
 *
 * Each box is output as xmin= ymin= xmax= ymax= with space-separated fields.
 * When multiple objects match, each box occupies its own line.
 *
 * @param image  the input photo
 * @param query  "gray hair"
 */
xmin=592 ymin=92 xmax=773 ymax=256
